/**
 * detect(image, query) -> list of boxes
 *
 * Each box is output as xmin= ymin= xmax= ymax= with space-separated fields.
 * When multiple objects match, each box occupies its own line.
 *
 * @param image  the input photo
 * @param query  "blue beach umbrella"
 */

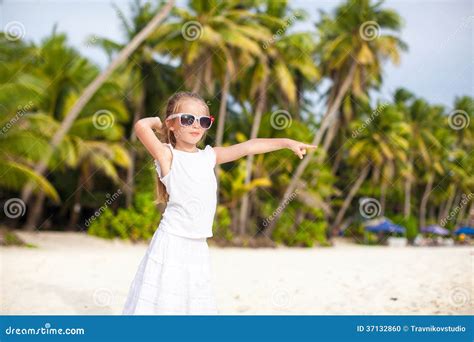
xmin=364 ymin=217 xmax=406 ymax=234
xmin=454 ymin=226 xmax=474 ymax=235
xmin=420 ymin=225 xmax=450 ymax=236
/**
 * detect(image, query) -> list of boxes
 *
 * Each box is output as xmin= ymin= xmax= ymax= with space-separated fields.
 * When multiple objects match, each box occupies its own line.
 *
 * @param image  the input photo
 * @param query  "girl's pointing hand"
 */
xmin=288 ymin=140 xmax=318 ymax=159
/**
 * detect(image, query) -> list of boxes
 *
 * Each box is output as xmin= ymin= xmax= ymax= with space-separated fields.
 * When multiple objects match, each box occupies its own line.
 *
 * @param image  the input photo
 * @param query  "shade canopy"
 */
xmin=454 ymin=226 xmax=474 ymax=235
xmin=364 ymin=217 xmax=406 ymax=234
xmin=420 ymin=225 xmax=450 ymax=236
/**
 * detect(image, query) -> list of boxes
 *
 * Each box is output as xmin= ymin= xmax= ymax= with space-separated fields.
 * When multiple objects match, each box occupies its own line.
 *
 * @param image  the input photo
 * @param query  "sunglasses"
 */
xmin=166 ymin=113 xmax=215 ymax=129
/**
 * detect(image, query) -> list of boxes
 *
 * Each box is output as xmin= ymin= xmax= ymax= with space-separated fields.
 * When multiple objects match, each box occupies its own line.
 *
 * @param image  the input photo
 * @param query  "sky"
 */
xmin=1 ymin=0 xmax=472 ymax=110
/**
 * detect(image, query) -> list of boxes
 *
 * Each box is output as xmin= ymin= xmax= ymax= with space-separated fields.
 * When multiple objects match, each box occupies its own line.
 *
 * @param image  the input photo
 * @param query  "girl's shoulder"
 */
xmin=203 ymin=145 xmax=216 ymax=168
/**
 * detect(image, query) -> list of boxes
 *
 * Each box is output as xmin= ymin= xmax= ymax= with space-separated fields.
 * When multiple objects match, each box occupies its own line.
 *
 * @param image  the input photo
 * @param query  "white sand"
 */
xmin=1 ymin=231 xmax=472 ymax=315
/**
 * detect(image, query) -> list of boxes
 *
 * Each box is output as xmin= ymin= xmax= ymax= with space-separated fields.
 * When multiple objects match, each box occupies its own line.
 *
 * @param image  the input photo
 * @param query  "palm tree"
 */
xmin=92 ymin=0 xmax=180 ymax=207
xmin=440 ymin=96 xmax=474 ymax=227
xmin=394 ymin=91 xmax=441 ymax=218
xmin=20 ymin=0 xmax=175 ymax=204
xmin=452 ymin=96 xmax=474 ymax=226
xmin=331 ymin=102 xmax=409 ymax=234
xmin=0 ymin=34 xmax=60 ymax=202
xmin=417 ymin=105 xmax=448 ymax=228
xmin=152 ymin=0 xmax=278 ymax=215
xmin=264 ymin=0 xmax=407 ymax=236
xmin=3 ymin=31 xmax=130 ymax=229
xmin=153 ymin=0 xmax=271 ymax=141
xmin=456 ymin=151 xmax=474 ymax=226
xmin=19 ymin=112 xmax=130 ymax=229
xmin=65 ymin=139 xmax=130 ymax=230
xmin=238 ymin=4 xmax=320 ymax=235
xmin=0 ymin=129 xmax=59 ymax=203
xmin=218 ymin=158 xmax=271 ymax=235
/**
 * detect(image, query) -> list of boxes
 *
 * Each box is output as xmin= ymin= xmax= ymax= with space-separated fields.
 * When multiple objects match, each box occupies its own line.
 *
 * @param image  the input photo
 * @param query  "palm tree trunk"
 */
xmin=264 ymin=61 xmax=357 ymax=237
xmin=380 ymin=180 xmax=387 ymax=216
xmin=428 ymin=205 xmax=436 ymax=223
xmin=322 ymin=119 xmax=342 ymax=224
xmin=23 ymin=191 xmax=46 ymax=231
xmin=67 ymin=173 xmax=84 ymax=230
xmin=439 ymin=185 xmax=456 ymax=223
xmin=331 ymin=143 xmax=343 ymax=175
xmin=20 ymin=0 xmax=175 ymax=204
xmin=441 ymin=190 xmax=460 ymax=227
xmin=125 ymin=89 xmax=145 ymax=207
xmin=238 ymin=73 xmax=268 ymax=235
xmin=437 ymin=201 xmax=446 ymax=223
xmin=192 ymin=66 xmax=203 ymax=93
xmin=464 ymin=201 xmax=474 ymax=226
xmin=455 ymin=194 xmax=469 ymax=227
xmin=419 ymin=173 xmax=434 ymax=229
xmin=215 ymin=68 xmax=231 ymax=147
xmin=292 ymin=208 xmax=305 ymax=233
xmin=403 ymin=178 xmax=411 ymax=217
xmin=322 ymin=114 xmax=340 ymax=156
xmin=249 ymin=189 xmax=259 ymax=232
xmin=214 ymin=67 xmax=231 ymax=205
xmin=331 ymin=164 xmax=370 ymax=236
xmin=403 ymin=154 xmax=414 ymax=217
xmin=230 ymin=204 xmax=239 ymax=234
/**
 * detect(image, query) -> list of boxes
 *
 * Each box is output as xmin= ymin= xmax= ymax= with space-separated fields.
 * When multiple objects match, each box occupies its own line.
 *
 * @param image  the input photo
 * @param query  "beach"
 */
xmin=1 ymin=231 xmax=472 ymax=315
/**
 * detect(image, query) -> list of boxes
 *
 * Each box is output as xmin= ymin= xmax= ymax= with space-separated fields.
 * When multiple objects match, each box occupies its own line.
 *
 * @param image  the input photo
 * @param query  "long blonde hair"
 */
xmin=154 ymin=91 xmax=210 ymax=205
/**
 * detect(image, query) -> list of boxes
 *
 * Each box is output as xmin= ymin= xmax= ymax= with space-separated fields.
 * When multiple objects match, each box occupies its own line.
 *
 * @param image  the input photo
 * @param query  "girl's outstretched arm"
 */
xmin=213 ymin=138 xmax=318 ymax=165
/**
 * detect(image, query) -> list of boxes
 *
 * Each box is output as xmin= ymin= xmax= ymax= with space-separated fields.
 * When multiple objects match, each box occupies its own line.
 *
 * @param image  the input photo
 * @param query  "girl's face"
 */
xmin=166 ymin=99 xmax=209 ymax=145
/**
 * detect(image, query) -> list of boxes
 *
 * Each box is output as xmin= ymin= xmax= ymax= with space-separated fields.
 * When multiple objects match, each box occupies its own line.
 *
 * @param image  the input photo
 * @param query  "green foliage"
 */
xmin=269 ymin=202 xmax=329 ymax=247
xmin=88 ymin=192 xmax=161 ymax=242
xmin=363 ymin=231 xmax=379 ymax=245
xmin=343 ymin=221 xmax=365 ymax=242
xmin=391 ymin=214 xmax=418 ymax=241
xmin=294 ymin=219 xmax=330 ymax=247
xmin=0 ymin=1 xmax=472 ymax=250
xmin=135 ymin=158 xmax=158 ymax=194
xmin=214 ymin=205 xmax=233 ymax=241
xmin=273 ymin=216 xmax=329 ymax=247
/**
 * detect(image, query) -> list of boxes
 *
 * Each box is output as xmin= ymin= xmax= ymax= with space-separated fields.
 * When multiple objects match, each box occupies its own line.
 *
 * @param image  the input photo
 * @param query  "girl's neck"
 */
xmin=174 ymin=142 xmax=199 ymax=153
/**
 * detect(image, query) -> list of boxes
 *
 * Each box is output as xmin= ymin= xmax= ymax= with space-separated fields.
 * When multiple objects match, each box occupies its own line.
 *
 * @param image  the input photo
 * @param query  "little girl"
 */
xmin=122 ymin=91 xmax=317 ymax=315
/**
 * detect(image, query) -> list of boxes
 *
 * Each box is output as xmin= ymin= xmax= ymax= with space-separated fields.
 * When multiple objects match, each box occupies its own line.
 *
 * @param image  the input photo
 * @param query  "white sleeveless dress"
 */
xmin=122 ymin=143 xmax=219 ymax=315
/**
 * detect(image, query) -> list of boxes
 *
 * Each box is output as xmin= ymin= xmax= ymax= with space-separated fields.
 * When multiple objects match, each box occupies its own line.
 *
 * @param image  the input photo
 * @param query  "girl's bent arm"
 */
xmin=134 ymin=117 xmax=168 ymax=161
